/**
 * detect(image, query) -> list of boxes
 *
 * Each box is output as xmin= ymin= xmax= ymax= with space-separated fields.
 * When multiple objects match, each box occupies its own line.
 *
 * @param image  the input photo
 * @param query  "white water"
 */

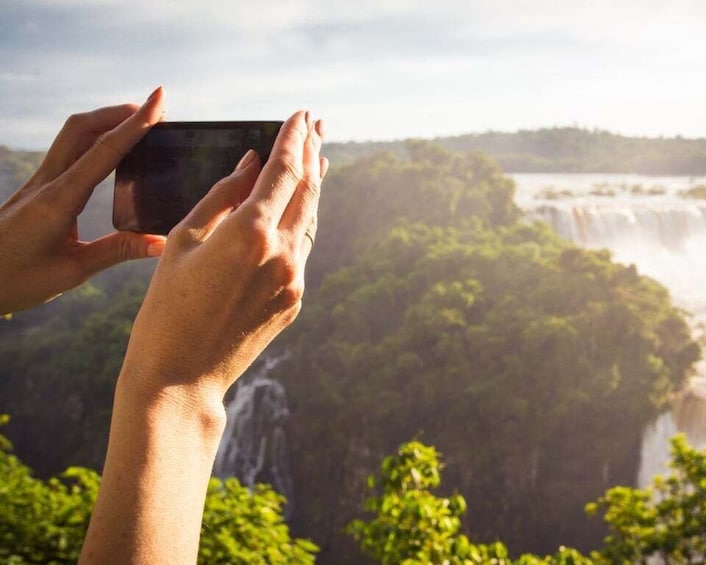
xmin=213 ymin=353 xmax=294 ymax=514
xmin=513 ymin=173 xmax=706 ymax=486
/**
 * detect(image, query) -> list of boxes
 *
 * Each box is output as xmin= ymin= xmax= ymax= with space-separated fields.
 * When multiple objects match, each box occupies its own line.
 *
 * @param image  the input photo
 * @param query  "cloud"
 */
xmin=3 ymin=0 xmax=706 ymax=148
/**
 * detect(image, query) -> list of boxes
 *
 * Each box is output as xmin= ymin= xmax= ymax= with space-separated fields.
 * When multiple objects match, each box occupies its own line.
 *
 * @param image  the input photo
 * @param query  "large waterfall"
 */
xmin=513 ymin=173 xmax=706 ymax=486
xmin=213 ymin=353 xmax=294 ymax=514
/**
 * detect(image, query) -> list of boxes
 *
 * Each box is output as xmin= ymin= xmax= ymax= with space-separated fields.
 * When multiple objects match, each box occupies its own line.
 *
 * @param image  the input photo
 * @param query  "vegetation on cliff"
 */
xmin=0 ymin=142 xmax=700 ymax=561
xmin=280 ymin=144 xmax=699 ymax=558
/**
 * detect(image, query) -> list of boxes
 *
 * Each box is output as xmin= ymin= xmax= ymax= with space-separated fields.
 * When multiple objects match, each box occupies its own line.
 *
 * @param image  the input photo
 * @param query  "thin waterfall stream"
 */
xmin=213 ymin=353 xmax=294 ymax=515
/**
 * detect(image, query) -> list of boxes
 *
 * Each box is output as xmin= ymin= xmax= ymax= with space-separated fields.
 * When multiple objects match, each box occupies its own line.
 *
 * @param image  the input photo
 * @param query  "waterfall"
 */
xmin=526 ymin=201 xmax=706 ymax=319
xmin=637 ymin=383 xmax=706 ymax=487
xmin=213 ymin=353 xmax=294 ymax=514
xmin=513 ymin=173 xmax=706 ymax=487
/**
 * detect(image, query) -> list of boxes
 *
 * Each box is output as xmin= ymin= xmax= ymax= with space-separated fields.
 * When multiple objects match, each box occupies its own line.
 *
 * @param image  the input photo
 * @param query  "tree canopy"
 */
xmin=0 ymin=142 xmax=699 ymax=562
xmin=325 ymin=128 xmax=706 ymax=174
xmin=349 ymin=437 xmax=706 ymax=565
xmin=0 ymin=415 xmax=317 ymax=565
xmin=279 ymin=144 xmax=699 ymax=558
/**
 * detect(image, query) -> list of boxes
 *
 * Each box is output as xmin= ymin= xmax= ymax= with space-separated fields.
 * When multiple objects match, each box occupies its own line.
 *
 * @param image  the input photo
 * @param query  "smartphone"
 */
xmin=113 ymin=121 xmax=283 ymax=234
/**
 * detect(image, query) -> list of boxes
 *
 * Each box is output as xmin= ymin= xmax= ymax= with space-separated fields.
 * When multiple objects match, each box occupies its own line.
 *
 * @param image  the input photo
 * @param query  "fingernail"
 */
xmin=146 ymin=86 xmax=163 ymax=103
xmin=304 ymin=110 xmax=313 ymax=130
xmin=147 ymin=240 xmax=165 ymax=257
xmin=236 ymin=149 xmax=257 ymax=170
xmin=315 ymin=119 xmax=327 ymax=139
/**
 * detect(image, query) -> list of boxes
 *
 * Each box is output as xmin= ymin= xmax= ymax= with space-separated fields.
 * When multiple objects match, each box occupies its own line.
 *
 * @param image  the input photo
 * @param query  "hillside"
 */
xmin=0 ymin=139 xmax=700 ymax=561
xmin=6 ymin=128 xmax=706 ymax=181
xmin=325 ymin=127 xmax=706 ymax=174
xmin=0 ymin=146 xmax=44 ymax=200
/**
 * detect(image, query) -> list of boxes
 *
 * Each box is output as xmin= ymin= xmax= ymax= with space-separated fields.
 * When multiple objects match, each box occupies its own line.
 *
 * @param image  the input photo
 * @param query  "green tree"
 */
xmin=346 ymin=440 xmax=513 ymax=565
xmin=323 ymin=127 xmax=706 ymax=175
xmin=0 ymin=416 xmax=318 ymax=564
xmin=347 ymin=440 xmax=592 ymax=565
xmin=586 ymin=434 xmax=706 ymax=564
xmin=277 ymin=145 xmax=700 ymax=559
xmin=199 ymin=478 xmax=318 ymax=564
xmin=0 ymin=414 xmax=97 ymax=564
xmin=284 ymin=214 xmax=698 ymax=555
xmin=0 ymin=278 xmax=151 ymax=475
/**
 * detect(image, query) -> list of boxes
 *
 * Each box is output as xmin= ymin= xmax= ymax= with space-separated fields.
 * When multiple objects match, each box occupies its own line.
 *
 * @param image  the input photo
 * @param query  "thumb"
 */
xmin=80 ymin=232 xmax=167 ymax=275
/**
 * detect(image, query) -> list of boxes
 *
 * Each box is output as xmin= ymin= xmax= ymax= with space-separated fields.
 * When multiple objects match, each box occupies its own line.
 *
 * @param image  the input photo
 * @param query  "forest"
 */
xmin=0 ymin=134 xmax=702 ymax=563
xmin=326 ymin=127 xmax=706 ymax=174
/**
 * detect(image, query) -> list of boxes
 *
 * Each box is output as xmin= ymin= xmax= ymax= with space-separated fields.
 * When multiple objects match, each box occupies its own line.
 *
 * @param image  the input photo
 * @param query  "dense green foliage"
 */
xmin=306 ymin=141 xmax=518 ymax=287
xmin=347 ymin=440 xmax=593 ymax=565
xmin=0 ymin=277 xmax=151 ymax=475
xmin=346 ymin=441 xmax=512 ymax=564
xmin=281 ymin=145 xmax=699 ymax=559
xmin=6 ymin=410 xmax=706 ymax=565
xmin=199 ymin=478 xmax=318 ymax=564
xmin=351 ymin=437 xmax=706 ymax=565
xmin=0 ymin=143 xmax=700 ymax=563
xmin=587 ymin=434 xmax=706 ymax=564
xmin=0 ymin=416 xmax=317 ymax=564
xmin=326 ymin=128 xmax=706 ymax=174
xmin=0 ymin=416 xmax=97 ymax=564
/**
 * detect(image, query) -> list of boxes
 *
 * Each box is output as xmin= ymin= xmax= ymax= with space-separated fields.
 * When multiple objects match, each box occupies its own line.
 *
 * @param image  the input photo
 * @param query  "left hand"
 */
xmin=0 ymin=88 xmax=168 ymax=315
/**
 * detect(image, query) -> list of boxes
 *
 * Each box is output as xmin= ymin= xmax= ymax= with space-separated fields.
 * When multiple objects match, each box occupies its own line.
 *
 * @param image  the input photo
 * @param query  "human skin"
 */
xmin=0 ymin=88 xmax=326 ymax=563
xmin=78 ymin=106 xmax=326 ymax=564
xmin=0 ymin=88 xmax=168 ymax=315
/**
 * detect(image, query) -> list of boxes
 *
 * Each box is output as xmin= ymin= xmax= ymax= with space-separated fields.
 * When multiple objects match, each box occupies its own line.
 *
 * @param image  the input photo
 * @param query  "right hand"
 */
xmin=119 ymin=110 xmax=327 ymax=405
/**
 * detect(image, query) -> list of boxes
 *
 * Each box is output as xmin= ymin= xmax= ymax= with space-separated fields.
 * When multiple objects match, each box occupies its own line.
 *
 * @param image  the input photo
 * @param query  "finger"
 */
xmin=53 ymin=87 xmax=166 ymax=215
xmin=176 ymin=150 xmax=261 ymax=243
xmin=280 ymin=118 xmax=324 ymax=241
xmin=35 ymin=104 xmax=141 ymax=185
xmin=78 ymin=232 xmax=167 ymax=278
xmin=300 ymin=216 xmax=318 ymax=259
xmin=320 ymin=156 xmax=329 ymax=180
xmin=240 ymin=110 xmax=309 ymax=222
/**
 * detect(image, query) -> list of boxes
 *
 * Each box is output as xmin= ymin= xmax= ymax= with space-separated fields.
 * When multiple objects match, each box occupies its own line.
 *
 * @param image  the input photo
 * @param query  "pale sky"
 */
xmin=3 ymin=0 xmax=706 ymax=149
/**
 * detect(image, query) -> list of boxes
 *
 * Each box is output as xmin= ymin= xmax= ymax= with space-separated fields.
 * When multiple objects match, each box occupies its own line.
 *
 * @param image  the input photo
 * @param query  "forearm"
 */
xmin=79 ymin=370 xmax=226 ymax=565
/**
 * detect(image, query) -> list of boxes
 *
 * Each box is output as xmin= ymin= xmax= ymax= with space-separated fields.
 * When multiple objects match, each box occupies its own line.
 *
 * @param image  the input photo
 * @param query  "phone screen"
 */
xmin=113 ymin=121 xmax=282 ymax=234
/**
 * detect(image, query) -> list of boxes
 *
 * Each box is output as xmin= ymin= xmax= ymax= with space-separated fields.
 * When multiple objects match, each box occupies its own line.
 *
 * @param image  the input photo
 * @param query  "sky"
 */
xmin=3 ymin=0 xmax=706 ymax=149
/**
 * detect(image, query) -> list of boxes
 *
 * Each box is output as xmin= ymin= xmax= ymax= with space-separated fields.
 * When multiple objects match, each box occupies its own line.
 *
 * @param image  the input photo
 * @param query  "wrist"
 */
xmin=83 ymin=365 xmax=227 ymax=565
xmin=115 ymin=363 xmax=228 ymax=442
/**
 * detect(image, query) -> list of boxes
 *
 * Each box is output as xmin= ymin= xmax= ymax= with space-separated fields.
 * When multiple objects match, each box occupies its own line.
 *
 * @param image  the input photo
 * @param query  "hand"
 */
xmin=119 ymin=110 xmax=328 ymax=403
xmin=0 ymin=88 xmax=168 ymax=315
xmin=80 ymin=110 xmax=327 ymax=565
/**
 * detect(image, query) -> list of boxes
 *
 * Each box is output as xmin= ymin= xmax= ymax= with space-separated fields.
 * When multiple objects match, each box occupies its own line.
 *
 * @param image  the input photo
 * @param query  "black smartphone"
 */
xmin=113 ymin=121 xmax=283 ymax=234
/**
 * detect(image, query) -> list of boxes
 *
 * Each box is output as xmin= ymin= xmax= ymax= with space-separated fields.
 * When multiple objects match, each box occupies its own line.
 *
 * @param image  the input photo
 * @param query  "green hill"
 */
xmin=326 ymin=127 xmax=706 ymax=174
xmin=0 ymin=146 xmax=44 ymax=200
